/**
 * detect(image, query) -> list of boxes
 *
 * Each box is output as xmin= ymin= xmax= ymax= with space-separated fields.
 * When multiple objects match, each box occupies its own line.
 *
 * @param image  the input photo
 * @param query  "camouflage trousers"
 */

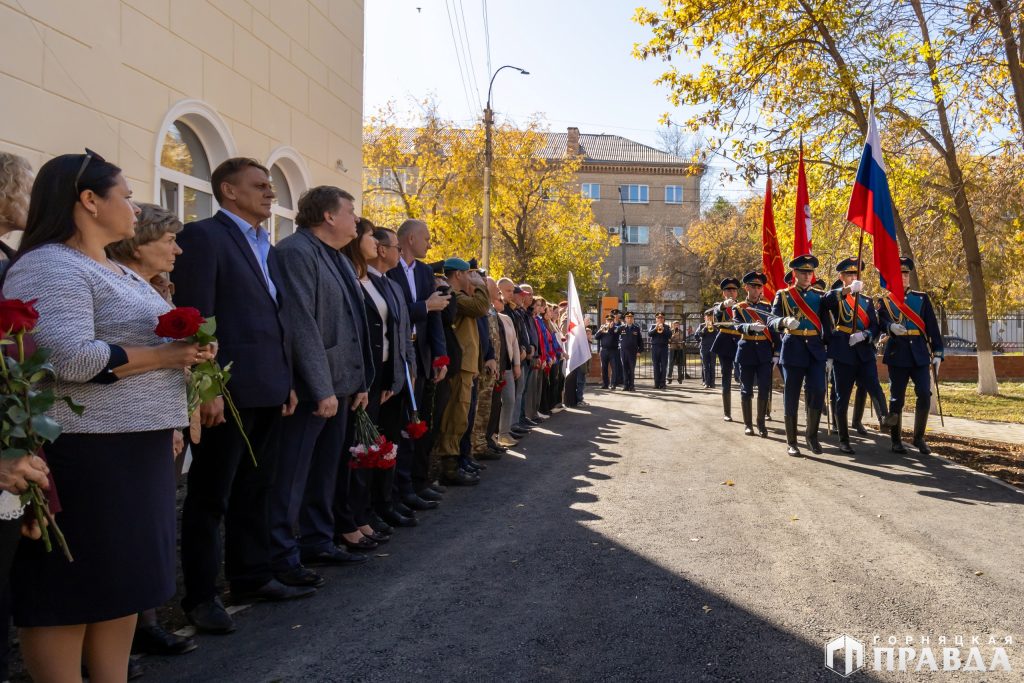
xmin=471 ymin=370 xmax=496 ymax=454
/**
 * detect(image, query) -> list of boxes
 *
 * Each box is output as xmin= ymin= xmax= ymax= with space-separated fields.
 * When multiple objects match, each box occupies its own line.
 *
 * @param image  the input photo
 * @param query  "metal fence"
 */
xmin=940 ymin=312 xmax=1024 ymax=353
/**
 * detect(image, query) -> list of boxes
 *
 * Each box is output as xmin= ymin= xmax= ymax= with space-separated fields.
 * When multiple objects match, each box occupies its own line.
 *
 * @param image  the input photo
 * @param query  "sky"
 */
xmin=362 ymin=0 xmax=759 ymax=204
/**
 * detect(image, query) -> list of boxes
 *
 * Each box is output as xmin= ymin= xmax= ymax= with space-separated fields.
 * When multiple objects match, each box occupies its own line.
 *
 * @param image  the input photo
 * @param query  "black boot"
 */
xmin=851 ymin=389 xmax=867 ymax=435
xmin=877 ymin=398 xmax=899 ymax=429
xmin=756 ymin=395 xmax=769 ymax=437
xmin=805 ymin=409 xmax=823 ymax=454
xmin=741 ymin=395 xmax=754 ymax=435
xmin=837 ymin=407 xmax=854 ymax=454
xmin=890 ymin=411 xmax=907 ymax=453
xmin=722 ymin=390 xmax=732 ymax=422
xmin=784 ymin=415 xmax=801 ymax=456
xmin=912 ymin=401 xmax=932 ymax=454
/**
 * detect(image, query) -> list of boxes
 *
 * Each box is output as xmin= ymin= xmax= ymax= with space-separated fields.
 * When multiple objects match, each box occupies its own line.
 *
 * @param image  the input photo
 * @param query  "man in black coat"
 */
xmin=172 ymin=158 xmax=310 ymax=634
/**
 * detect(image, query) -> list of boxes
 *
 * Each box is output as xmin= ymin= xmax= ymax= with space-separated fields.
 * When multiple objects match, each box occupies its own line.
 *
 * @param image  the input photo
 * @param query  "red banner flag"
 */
xmin=793 ymin=139 xmax=812 ymax=258
xmin=761 ymin=177 xmax=785 ymax=300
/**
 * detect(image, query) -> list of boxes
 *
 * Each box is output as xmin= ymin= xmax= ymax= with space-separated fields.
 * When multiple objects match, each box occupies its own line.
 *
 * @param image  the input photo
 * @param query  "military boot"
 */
xmin=722 ymin=391 xmax=733 ymax=422
xmin=741 ymin=395 xmax=754 ymax=435
xmin=837 ymin=407 xmax=854 ymax=454
xmin=756 ymin=395 xmax=769 ymax=437
xmin=441 ymin=456 xmax=479 ymax=486
xmin=784 ymin=415 xmax=801 ymax=456
xmin=876 ymin=397 xmax=899 ymax=429
xmin=851 ymin=389 xmax=868 ymax=435
xmin=890 ymin=409 xmax=908 ymax=454
xmin=912 ymin=400 xmax=932 ymax=455
xmin=805 ymin=409 xmax=823 ymax=454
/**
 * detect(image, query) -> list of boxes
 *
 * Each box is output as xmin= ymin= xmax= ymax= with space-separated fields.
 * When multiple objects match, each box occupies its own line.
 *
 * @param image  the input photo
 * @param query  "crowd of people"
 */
xmin=0 ymin=151 xmax=592 ymax=682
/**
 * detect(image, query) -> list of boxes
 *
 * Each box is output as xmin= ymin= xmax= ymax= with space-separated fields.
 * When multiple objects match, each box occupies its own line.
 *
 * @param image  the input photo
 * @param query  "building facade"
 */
xmin=0 ymin=0 xmax=364 ymax=239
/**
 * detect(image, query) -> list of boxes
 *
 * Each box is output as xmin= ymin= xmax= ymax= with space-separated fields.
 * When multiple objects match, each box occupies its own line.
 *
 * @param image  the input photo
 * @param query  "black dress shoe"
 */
xmin=301 ymin=546 xmax=368 ymax=566
xmin=129 ymin=659 xmax=144 ymax=680
xmin=369 ymin=514 xmax=394 ymax=535
xmin=185 ymin=597 xmax=236 ymax=634
xmin=467 ymin=458 xmax=487 ymax=470
xmin=417 ymin=488 xmax=443 ymax=502
xmin=393 ymin=500 xmax=415 ymax=516
xmin=364 ymin=530 xmax=390 ymax=543
xmin=487 ymin=441 xmax=508 ymax=452
xmin=275 ymin=566 xmax=325 ymax=588
xmin=430 ymin=482 xmax=448 ymax=493
xmin=341 ymin=535 xmax=378 ymax=552
xmin=402 ymin=493 xmax=439 ymax=510
xmin=478 ymin=448 xmax=503 ymax=460
xmin=381 ymin=508 xmax=418 ymax=527
xmin=133 ymin=622 xmax=198 ymax=656
xmin=231 ymin=578 xmax=316 ymax=604
xmin=442 ymin=468 xmax=480 ymax=486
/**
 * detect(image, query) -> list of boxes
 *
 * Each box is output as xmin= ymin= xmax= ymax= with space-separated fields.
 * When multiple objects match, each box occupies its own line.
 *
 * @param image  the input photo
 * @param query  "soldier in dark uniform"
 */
xmin=733 ymin=271 xmax=775 ymax=437
xmin=711 ymin=277 xmax=742 ymax=421
xmin=594 ymin=314 xmax=620 ymax=390
xmin=768 ymin=255 xmax=832 ymax=456
xmin=878 ymin=257 xmax=944 ymax=454
xmin=648 ymin=312 xmax=673 ymax=389
xmin=822 ymin=258 xmax=898 ymax=453
xmin=617 ymin=311 xmax=644 ymax=391
xmin=695 ymin=310 xmax=717 ymax=388
xmin=611 ymin=309 xmax=625 ymax=388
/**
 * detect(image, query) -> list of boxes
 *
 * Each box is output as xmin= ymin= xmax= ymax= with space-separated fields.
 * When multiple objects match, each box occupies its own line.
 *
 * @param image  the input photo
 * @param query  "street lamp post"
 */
xmin=482 ymin=64 xmax=529 ymax=271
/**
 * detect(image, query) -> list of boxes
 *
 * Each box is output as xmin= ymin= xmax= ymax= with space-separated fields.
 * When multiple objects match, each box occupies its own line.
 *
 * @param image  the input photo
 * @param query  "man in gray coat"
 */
xmin=269 ymin=186 xmax=372 ymax=587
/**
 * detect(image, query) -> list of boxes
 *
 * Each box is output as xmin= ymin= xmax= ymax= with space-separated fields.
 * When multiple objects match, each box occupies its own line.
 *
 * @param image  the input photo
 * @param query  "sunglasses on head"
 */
xmin=74 ymin=147 xmax=105 ymax=196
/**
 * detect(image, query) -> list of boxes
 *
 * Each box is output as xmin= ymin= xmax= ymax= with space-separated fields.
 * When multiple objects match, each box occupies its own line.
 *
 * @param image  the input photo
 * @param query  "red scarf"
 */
xmin=738 ymin=302 xmax=773 ymax=342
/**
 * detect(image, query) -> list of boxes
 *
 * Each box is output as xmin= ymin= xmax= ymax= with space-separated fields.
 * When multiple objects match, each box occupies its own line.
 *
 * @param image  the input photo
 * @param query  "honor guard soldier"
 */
xmin=695 ymin=310 xmax=717 ymax=388
xmin=649 ymin=312 xmax=673 ymax=389
xmin=733 ymin=271 xmax=775 ymax=437
xmin=769 ymin=255 xmax=832 ymax=456
xmin=878 ymin=257 xmax=944 ymax=454
xmin=823 ymin=259 xmax=898 ymax=454
xmin=711 ymin=277 xmax=742 ymax=420
xmin=595 ymin=313 xmax=621 ymax=390
xmin=617 ymin=312 xmax=644 ymax=391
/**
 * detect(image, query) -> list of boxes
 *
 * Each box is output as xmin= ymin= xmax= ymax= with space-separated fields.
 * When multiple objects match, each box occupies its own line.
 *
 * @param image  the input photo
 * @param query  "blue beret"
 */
xmin=899 ymin=257 xmax=915 ymax=272
xmin=742 ymin=271 xmax=766 ymax=285
xmin=789 ymin=254 xmax=819 ymax=271
xmin=836 ymin=257 xmax=864 ymax=273
xmin=720 ymin=277 xmax=741 ymax=289
xmin=443 ymin=257 xmax=470 ymax=272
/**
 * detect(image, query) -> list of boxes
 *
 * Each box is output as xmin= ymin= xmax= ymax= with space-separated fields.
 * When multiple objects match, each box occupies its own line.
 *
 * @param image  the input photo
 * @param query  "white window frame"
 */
xmin=581 ymin=182 xmax=600 ymax=200
xmin=265 ymin=146 xmax=312 ymax=243
xmin=621 ymin=184 xmax=649 ymax=204
xmin=623 ymin=225 xmax=650 ymax=245
xmin=669 ymin=226 xmax=685 ymax=242
xmin=665 ymin=185 xmax=683 ymax=204
xmin=152 ymin=100 xmax=237 ymax=219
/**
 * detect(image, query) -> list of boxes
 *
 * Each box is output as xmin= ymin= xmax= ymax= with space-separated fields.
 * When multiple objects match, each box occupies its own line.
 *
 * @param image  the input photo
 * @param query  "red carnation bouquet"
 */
xmin=0 ymin=298 xmax=79 ymax=560
xmin=154 ymin=308 xmax=254 ymax=465
xmin=349 ymin=407 xmax=397 ymax=469
xmin=432 ymin=355 xmax=450 ymax=369
xmin=402 ymin=415 xmax=428 ymax=440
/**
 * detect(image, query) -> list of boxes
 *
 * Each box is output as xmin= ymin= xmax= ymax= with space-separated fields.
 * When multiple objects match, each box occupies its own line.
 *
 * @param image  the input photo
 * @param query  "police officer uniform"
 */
xmin=822 ymin=258 xmax=898 ymax=454
xmin=695 ymin=311 xmax=717 ymax=388
xmin=594 ymin=314 xmax=621 ymax=389
xmin=711 ymin=277 xmax=742 ymax=420
xmin=878 ymin=257 xmax=944 ymax=454
xmin=768 ymin=255 xmax=832 ymax=456
xmin=617 ymin=313 xmax=644 ymax=391
xmin=648 ymin=314 xmax=673 ymax=389
xmin=733 ymin=271 xmax=775 ymax=437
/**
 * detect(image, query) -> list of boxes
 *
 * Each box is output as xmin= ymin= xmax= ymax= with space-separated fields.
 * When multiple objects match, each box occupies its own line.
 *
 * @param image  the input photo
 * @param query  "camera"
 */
xmin=436 ymin=285 xmax=451 ymax=296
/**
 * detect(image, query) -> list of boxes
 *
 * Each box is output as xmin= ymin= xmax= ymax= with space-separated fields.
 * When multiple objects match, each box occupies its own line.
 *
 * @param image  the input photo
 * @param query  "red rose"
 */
xmin=432 ymin=355 xmax=450 ymax=369
xmin=0 ymin=298 xmax=39 ymax=335
xmin=155 ymin=307 xmax=205 ymax=339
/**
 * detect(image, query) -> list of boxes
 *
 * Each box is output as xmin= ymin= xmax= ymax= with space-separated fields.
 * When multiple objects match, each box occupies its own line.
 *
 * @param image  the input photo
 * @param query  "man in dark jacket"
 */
xmin=618 ymin=312 xmax=644 ymax=391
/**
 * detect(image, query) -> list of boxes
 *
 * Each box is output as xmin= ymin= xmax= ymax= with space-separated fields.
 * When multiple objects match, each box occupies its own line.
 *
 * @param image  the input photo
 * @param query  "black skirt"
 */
xmin=12 ymin=430 xmax=176 ymax=626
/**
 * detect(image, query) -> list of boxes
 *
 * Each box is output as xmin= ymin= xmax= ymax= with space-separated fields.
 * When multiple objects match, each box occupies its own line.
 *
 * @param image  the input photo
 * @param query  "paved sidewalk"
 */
xmin=860 ymin=409 xmax=1024 ymax=446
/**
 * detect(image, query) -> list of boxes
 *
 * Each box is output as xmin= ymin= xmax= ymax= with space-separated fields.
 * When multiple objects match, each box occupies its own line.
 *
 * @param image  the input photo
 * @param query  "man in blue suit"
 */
xmin=732 ymin=271 xmax=775 ymax=437
xmin=172 ymin=158 xmax=310 ymax=634
xmin=387 ymin=220 xmax=451 ymax=500
xmin=823 ymin=258 xmax=898 ymax=454
xmin=711 ymin=278 xmax=741 ymax=420
xmin=594 ymin=314 xmax=620 ymax=389
xmin=768 ymin=255 xmax=832 ymax=456
xmin=878 ymin=257 xmax=944 ymax=455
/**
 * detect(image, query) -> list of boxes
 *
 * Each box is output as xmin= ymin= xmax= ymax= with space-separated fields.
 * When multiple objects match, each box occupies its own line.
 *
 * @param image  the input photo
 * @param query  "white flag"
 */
xmin=564 ymin=272 xmax=592 ymax=376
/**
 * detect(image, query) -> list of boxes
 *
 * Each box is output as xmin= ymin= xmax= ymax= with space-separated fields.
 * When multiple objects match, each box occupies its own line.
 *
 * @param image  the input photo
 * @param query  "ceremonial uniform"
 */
xmin=594 ymin=318 xmax=621 ymax=389
xmin=711 ymin=278 xmax=742 ymax=420
xmin=695 ymin=317 xmax=717 ymax=388
xmin=648 ymin=318 xmax=673 ymax=389
xmin=822 ymin=259 xmax=897 ymax=453
xmin=768 ymin=255 xmax=832 ymax=456
xmin=732 ymin=272 xmax=775 ymax=437
xmin=878 ymin=257 xmax=944 ymax=454
xmin=617 ymin=318 xmax=644 ymax=391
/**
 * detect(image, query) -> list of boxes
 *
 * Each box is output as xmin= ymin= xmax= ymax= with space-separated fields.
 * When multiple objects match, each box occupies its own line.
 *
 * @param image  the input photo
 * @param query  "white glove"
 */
xmin=932 ymin=356 xmax=942 ymax=373
xmin=889 ymin=323 xmax=908 ymax=336
xmin=826 ymin=359 xmax=834 ymax=374
xmin=849 ymin=279 xmax=864 ymax=293
xmin=848 ymin=331 xmax=867 ymax=346
xmin=783 ymin=317 xmax=800 ymax=330
xmin=723 ymin=298 xmax=736 ymax=307
xmin=748 ymin=322 xmax=766 ymax=333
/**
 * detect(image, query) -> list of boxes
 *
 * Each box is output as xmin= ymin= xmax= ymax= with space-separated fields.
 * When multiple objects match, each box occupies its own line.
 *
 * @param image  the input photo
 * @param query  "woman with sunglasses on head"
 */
xmin=3 ymin=150 xmax=213 ymax=683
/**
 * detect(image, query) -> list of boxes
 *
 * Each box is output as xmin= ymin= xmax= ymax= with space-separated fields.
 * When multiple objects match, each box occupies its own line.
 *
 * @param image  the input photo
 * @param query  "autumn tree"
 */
xmin=684 ymin=197 xmax=763 ymax=305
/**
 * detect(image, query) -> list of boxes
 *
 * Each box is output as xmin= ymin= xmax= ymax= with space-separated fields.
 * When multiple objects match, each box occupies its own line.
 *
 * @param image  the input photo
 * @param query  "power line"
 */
xmin=443 ymin=0 xmax=477 ymax=120
xmin=482 ymin=0 xmax=492 ymax=79
xmin=455 ymin=0 xmax=482 ymax=106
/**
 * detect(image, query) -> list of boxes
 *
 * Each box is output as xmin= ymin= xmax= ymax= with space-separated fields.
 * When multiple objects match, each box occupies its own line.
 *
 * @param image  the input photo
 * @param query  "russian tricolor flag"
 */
xmin=846 ymin=106 xmax=905 ymax=303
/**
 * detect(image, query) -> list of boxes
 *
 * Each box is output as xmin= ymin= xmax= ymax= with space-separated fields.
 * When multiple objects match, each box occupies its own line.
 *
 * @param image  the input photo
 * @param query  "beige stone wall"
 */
xmin=0 ymin=0 xmax=363 ymax=202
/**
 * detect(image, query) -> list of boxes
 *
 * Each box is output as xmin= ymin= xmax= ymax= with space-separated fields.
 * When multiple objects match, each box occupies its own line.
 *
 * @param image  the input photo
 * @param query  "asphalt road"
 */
xmin=143 ymin=381 xmax=1024 ymax=682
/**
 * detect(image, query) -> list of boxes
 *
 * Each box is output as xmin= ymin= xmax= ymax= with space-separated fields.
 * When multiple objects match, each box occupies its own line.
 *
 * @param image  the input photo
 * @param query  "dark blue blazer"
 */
xmin=594 ymin=323 xmax=620 ymax=350
xmin=878 ymin=291 xmax=943 ymax=367
xmin=710 ymin=301 xmax=740 ymax=358
xmin=618 ymin=324 xmax=644 ymax=352
xmin=823 ymin=289 xmax=880 ymax=366
xmin=733 ymin=301 xmax=775 ymax=365
xmin=387 ymin=260 xmax=446 ymax=376
xmin=768 ymin=287 xmax=830 ymax=369
xmin=171 ymin=210 xmax=292 ymax=409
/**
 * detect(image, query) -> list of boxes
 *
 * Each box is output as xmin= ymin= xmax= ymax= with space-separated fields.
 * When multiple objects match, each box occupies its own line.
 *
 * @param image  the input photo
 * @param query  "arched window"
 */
xmin=154 ymin=100 xmax=236 ymax=222
xmin=265 ymin=147 xmax=311 ymax=243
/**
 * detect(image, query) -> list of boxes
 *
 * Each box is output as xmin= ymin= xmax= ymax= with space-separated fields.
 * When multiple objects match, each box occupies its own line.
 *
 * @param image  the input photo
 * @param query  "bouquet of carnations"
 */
xmin=432 ymin=355 xmax=450 ymax=371
xmin=349 ymin=407 xmax=397 ymax=469
xmin=402 ymin=414 xmax=428 ymax=440
xmin=0 ymin=299 xmax=79 ymax=560
xmin=154 ymin=307 xmax=255 ymax=465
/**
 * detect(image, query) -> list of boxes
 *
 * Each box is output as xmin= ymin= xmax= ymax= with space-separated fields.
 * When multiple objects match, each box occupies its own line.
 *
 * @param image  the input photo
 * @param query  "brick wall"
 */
xmin=875 ymin=355 xmax=1024 ymax=381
